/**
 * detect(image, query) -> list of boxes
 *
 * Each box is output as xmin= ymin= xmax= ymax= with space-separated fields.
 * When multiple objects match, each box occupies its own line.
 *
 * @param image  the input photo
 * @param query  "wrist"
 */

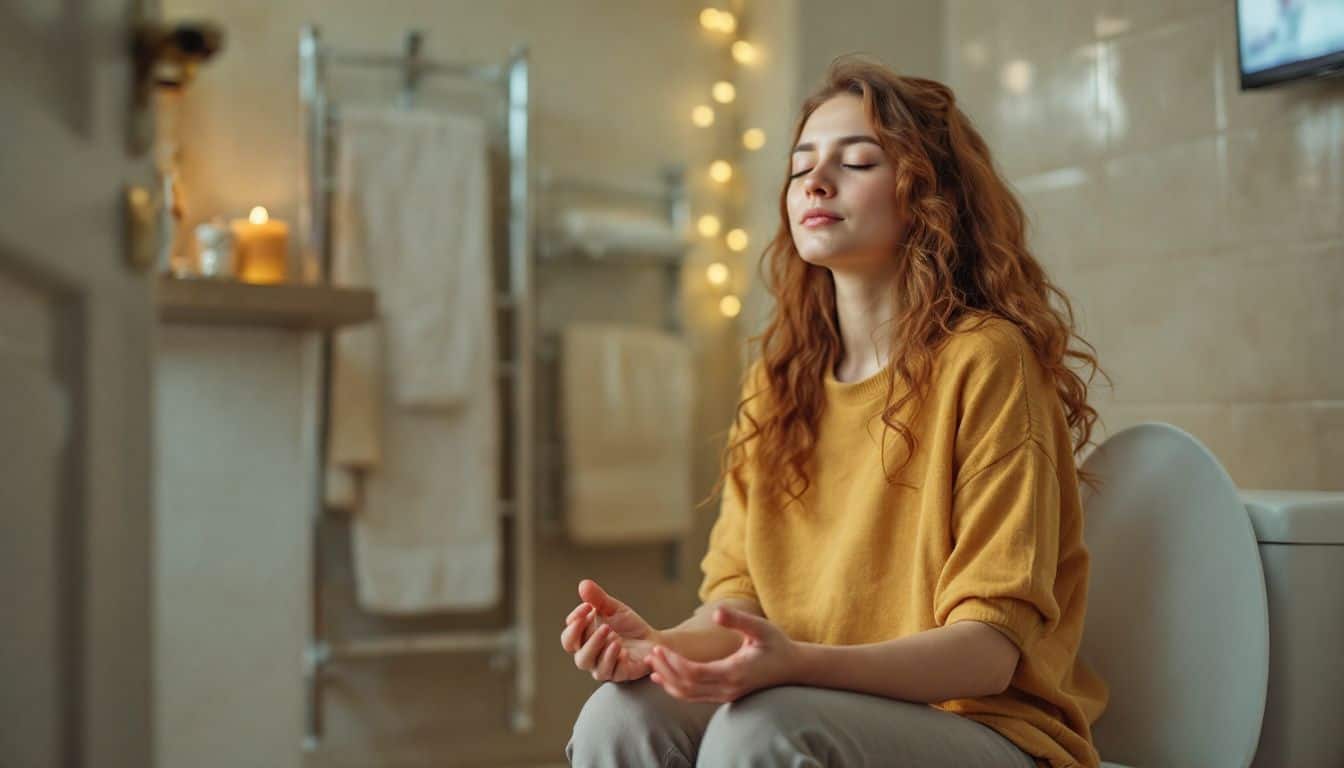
xmin=790 ymin=640 xmax=823 ymax=686
xmin=650 ymin=624 xmax=734 ymax=662
xmin=650 ymin=627 xmax=670 ymax=648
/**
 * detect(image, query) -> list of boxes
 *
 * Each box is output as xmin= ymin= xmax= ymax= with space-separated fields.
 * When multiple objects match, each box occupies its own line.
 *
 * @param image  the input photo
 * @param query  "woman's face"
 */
xmin=786 ymin=93 xmax=902 ymax=273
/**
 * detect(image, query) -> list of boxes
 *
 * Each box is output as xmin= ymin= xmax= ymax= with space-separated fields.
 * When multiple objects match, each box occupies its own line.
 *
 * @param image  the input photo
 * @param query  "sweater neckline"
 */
xmin=822 ymin=313 xmax=993 ymax=406
xmin=824 ymin=361 xmax=896 ymax=405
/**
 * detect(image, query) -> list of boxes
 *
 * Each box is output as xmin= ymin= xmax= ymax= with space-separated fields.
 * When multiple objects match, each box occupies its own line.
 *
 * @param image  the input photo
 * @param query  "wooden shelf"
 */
xmin=156 ymin=277 xmax=377 ymax=331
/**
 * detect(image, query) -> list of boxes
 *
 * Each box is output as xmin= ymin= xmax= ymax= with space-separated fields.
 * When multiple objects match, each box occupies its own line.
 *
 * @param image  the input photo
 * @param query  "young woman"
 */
xmin=561 ymin=56 xmax=1110 ymax=768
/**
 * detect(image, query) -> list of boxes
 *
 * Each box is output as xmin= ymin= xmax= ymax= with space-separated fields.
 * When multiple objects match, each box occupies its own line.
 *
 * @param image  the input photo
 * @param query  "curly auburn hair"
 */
xmin=705 ymin=55 xmax=1109 ymax=513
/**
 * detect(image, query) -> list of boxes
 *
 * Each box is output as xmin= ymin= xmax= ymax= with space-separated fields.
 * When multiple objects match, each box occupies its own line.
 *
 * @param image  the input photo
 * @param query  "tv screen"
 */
xmin=1237 ymin=0 xmax=1344 ymax=89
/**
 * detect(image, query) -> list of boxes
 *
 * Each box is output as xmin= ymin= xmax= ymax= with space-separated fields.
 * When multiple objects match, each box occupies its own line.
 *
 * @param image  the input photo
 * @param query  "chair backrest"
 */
xmin=1078 ymin=423 xmax=1268 ymax=768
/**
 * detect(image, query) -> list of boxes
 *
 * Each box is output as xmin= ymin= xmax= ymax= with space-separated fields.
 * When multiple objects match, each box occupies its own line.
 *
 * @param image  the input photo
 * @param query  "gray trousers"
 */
xmin=566 ymin=678 xmax=1037 ymax=767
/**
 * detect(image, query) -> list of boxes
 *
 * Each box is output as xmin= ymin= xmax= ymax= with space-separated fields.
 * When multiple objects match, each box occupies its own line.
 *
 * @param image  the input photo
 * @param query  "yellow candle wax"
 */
xmin=231 ymin=206 xmax=290 ymax=284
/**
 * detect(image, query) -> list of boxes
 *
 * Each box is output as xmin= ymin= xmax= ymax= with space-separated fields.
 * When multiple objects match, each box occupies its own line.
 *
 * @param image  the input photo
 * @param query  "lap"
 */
xmin=578 ymin=677 xmax=719 ymax=732
xmin=568 ymin=679 xmax=718 ymax=767
xmin=699 ymin=685 xmax=1035 ymax=767
xmin=569 ymin=681 xmax=1034 ymax=768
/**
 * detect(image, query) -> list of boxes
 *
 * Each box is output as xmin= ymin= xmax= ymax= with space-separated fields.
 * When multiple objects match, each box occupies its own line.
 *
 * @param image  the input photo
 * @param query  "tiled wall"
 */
xmin=947 ymin=0 xmax=1344 ymax=490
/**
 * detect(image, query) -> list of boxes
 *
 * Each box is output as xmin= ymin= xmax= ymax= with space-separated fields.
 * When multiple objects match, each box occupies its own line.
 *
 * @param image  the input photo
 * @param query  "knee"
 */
xmin=697 ymin=687 xmax=829 ymax=767
xmin=567 ymin=683 xmax=630 ymax=761
xmin=567 ymin=680 xmax=688 ymax=767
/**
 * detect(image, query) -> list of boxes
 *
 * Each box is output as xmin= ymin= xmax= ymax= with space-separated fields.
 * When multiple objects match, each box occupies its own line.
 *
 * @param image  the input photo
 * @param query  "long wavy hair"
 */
xmin=707 ymin=56 xmax=1109 ymax=513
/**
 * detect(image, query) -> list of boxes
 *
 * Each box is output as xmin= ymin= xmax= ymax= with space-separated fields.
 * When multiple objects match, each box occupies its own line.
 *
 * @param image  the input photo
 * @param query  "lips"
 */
xmin=800 ymin=207 xmax=843 ymax=226
xmin=802 ymin=213 xmax=842 ymax=227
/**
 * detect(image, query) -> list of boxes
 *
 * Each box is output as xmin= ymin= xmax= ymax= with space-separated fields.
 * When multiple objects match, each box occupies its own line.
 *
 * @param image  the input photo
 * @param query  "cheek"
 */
xmin=786 ymin=191 xmax=809 ymax=233
xmin=851 ymin=179 xmax=891 ymax=213
xmin=853 ymin=181 xmax=900 ymax=232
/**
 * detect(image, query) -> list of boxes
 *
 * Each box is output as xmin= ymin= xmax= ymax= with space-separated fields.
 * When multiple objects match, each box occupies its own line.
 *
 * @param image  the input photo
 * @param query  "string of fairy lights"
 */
xmin=692 ymin=5 xmax=763 ymax=320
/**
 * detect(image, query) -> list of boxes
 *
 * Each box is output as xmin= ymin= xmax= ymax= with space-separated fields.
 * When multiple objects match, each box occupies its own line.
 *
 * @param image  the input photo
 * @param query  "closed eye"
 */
xmin=789 ymin=163 xmax=877 ymax=179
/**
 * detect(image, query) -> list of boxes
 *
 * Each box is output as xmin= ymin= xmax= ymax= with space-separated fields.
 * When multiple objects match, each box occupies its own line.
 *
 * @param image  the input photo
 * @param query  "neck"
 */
xmin=830 ymin=266 xmax=902 ymax=383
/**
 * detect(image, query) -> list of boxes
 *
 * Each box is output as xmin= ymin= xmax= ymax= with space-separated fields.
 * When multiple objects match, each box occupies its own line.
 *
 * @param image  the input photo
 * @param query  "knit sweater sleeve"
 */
xmin=696 ymin=448 xmax=758 ymax=605
xmin=697 ymin=366 xmax=763 ymax=606
xmin=933 ymin=325 xmax=1065 ymax=654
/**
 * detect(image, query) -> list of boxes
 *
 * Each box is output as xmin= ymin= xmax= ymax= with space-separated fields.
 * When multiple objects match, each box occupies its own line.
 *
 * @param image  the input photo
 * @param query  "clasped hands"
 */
xmin=559 ymin=579 xmax=799 ymax=703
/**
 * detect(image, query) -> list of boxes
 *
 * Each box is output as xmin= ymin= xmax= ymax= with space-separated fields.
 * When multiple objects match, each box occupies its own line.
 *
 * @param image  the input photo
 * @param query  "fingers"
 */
xmin=713 ymin=606 xmax=768 ymax=640
xmin=574 ymin=623 xmax=612 ymax=671
xmin=560 ymin=605 xmax=596 ymax=654
xmin=565 ymin=602 xmax=593 ymax=625
xmin=560 ymin=610 xmax=585 ymax=653
xmin=662 ymin=646 xmax=724 ymax=685
xmin=579 ymin=579 xmax=628 ymax=617
xmin=648 ymin=646 xmax=724 ymax=701
xmin=648 ymin=648 xmax=692 ymax=699
xmin=592 ymin=636 xmax=622 ymax=681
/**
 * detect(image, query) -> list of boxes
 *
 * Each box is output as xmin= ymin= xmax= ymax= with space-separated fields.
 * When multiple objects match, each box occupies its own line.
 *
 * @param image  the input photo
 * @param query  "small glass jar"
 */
xmin=191 ymin=219 xmax=238 ymax=279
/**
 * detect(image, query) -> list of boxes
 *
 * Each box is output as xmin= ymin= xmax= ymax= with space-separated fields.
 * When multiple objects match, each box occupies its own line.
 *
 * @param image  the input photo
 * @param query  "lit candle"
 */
xmin=231 ymin=206 xmax=289 ymax=284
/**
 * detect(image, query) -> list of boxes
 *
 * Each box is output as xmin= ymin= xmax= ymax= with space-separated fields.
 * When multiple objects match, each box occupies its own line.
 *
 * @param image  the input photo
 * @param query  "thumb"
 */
xmin=578 ymin=579 xmax=626 ymax=616
xmin=713 ymin=607 xmax=770 ymax=640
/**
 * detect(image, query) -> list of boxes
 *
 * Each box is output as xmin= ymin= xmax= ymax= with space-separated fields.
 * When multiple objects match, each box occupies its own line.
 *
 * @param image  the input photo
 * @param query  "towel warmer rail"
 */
xmin=296 ymin=25 xmax=535 ymax=748
xmin=532 ymin=167 xmax=692 ymax=581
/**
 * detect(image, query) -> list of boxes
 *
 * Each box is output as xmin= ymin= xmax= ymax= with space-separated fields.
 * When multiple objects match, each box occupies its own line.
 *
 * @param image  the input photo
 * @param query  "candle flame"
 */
xmin=249 ymin=206 xmax=270 ymax=225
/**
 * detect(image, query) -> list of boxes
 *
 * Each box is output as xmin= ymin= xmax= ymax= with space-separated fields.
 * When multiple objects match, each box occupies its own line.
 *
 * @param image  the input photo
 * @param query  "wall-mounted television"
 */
xmin=1236 ymin=0 xmax=1344 ymax=89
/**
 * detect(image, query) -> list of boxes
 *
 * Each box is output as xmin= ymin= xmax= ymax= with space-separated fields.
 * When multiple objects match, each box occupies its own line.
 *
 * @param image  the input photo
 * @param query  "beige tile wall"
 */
xmin=947 ymin=0 xmax=1344 ymax=490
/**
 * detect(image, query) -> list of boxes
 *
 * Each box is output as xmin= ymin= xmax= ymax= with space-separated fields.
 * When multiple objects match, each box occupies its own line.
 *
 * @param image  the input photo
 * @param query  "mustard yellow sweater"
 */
xmin=699 ymin=314 xmax=1109 ymax=768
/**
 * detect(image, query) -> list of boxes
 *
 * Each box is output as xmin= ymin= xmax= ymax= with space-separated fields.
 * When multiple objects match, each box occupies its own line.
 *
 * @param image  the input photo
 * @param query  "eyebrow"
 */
xmin=792 ymin=135 xmax=881 ymax=153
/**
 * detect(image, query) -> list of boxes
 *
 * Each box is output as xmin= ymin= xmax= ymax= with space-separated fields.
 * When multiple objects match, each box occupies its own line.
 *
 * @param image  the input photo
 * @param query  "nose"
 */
xmin=800 ymin=166 xmax=834 ymax=199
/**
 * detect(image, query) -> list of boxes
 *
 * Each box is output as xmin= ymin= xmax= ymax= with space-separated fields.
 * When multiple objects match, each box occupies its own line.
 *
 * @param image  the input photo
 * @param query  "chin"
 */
xmin=796 ymin=247 xmax=848 ymax=268
xmin=797 ymin=241 xmax=897 ymax=274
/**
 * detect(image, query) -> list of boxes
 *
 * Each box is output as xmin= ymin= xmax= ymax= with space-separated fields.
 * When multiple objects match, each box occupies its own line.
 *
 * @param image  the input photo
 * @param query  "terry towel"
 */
xmin=554 ymin=206 xmax=690 ymax=260
xmin=560 ymin=323 xmax=694 ymax=544
xmin=326 ymin=106 xmax=500 ymax=613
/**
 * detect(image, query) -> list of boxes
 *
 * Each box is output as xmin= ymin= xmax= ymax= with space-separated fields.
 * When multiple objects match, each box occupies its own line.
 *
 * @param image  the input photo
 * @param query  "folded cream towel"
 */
xmin=560 ymin=323 xmax=694 ymax=544
xmin=326 ymin=107 xmax=500 ymax=612
xmin=555 ymin=207 xmax=690 ymax=260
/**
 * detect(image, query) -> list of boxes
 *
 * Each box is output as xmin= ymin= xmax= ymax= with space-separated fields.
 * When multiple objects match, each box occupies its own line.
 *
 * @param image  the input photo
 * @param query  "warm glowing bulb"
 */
xmin=725 ymin=229 xmax=748 ymax=252
xmin=716 ymin=11 xmax=737 ymax=34
xmin=709 ymin=160 xmax=733 ymax=183
xmin=719 ymin=295 xmax=742 ymax=318
xmin=249 ymin=206 xmax=270 ymax=225
xmin=1001 ymin=59 xmax=1033 ymax=94
xmin=742 ymin=128 xmax=766 ymax=150
xmin=697 ymin=214 xmax=722 ymax=238
xmin=699 ymin=8 xmax=721 ymax=30
xmin=691 ymin=105 xmax=715 ymax=127
xmin=712 ymin=81 xmax=736 ymax=104
xmin=706 ymin=262 xmax=730 ymax=286
xmin=731 ymin=40 xmax=758 ymax=65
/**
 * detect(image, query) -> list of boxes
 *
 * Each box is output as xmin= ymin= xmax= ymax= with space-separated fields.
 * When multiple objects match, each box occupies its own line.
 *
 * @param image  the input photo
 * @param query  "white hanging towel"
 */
xmin=326 ymin=106 xmax=500 ymax=613
xmin=560 ymin=323 xmax=694 ymax=544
